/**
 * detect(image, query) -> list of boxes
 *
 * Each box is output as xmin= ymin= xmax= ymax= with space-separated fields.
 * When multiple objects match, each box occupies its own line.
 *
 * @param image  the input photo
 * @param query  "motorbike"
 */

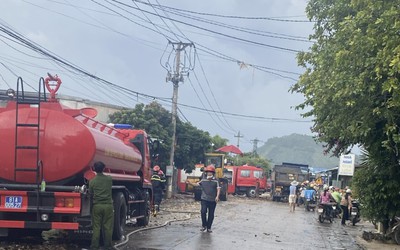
xmin=304 ymin=189 xmax=317 ymax=211
xmin=349 ymin=199 xmax=361 ymax=226
xmin=317 ymin=202 xmax=335 ymax=223
xmin=331 ymin=203 xmax=342 ymax=218
xmin=305 ymin=197 xmax=317 ymax=211
xmin=389 ymin=216 xmax=400 ymax=245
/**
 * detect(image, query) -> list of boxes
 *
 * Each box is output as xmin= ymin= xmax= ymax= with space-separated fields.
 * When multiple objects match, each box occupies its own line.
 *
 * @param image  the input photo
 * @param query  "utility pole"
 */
xmin=251 ymin=138 xmax=260 ymax=156
xmin=234 ymin=131 xmax=243 ymax=165
xmin=234 ymin=131 xmax=243 ymax=148
xmin=166 ymin=42 xmax=192 ymax=199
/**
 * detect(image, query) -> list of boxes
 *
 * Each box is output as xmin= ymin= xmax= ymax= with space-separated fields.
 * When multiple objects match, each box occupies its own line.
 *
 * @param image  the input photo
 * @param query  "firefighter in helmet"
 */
xmin=199 ymin=165 xmax=221 ymax=233
xmin=151 ymin=165 xmax=166 ymax=212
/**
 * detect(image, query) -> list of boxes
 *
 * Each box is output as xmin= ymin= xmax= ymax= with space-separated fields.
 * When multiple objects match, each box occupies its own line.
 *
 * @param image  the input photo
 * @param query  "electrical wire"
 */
xmin=19 ymin=0 xmax=302 ymax=80
xmin=0 ymin=72 xmax=11 ymax=88
xmin=107 ymin=0 xmax=302 ymax=53
xmin=0 ymin=13 xmax=310 ymax=124
xmin=132 ymin=0 xmax=312 ymax=22
xmin=140 ymin=2 xmax=312 ymax=43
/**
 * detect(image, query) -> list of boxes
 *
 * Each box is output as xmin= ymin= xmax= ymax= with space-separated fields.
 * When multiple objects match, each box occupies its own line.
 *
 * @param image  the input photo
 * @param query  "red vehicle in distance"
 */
xmin=224 ymin=165 xmax=267 ymax=198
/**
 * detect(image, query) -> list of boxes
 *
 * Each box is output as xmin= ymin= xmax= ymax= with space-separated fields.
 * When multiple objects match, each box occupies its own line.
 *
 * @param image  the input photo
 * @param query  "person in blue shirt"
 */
xmin=304 ymin=186 xmax=316 ymax=211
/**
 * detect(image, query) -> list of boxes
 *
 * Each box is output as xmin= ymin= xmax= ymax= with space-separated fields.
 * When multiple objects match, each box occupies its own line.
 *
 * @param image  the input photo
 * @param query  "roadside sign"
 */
xmin=166 ymin=165 xmax=173 ymax=177
xmin=338 ymin=154 xmax=355 ymax=176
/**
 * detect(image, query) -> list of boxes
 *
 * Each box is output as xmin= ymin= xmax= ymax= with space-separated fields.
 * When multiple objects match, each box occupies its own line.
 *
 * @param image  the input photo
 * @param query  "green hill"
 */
xmin=257 ymin=134 xmax=339 ymax=169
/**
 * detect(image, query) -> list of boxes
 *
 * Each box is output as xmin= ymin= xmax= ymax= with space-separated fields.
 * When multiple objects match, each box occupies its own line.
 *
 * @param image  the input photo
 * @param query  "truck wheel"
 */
xmin=246 ymin=188 xmax=256 ymax=198
xmin=137 ymin=191 xmax=150 ymax=226
xmin=220 ymin=192 xmax=227 ymax=201
xmin=113 ymin=192 xmax=127 ymax=240
xmin=220 ymin=182 xmax=228 ymax=201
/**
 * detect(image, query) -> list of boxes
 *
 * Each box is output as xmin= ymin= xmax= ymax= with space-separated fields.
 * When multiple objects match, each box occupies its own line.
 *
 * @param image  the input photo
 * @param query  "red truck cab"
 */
xmin=224 ymin=165 xmax=267 ymax=198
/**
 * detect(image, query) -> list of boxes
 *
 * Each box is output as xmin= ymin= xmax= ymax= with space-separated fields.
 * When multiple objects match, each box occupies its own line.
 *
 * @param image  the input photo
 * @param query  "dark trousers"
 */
xmin=341 ymin=205 xmax=349 ymax=225
xmin=154 ymin=190 xmax=163 ymax=206
xmin=201 ymin=200 xmax=217 ymax=229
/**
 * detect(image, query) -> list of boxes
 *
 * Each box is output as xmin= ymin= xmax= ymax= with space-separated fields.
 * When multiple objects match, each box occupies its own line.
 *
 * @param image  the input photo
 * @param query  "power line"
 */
xmin=132 ymin=0 xmax=312 ymax=22
xmin=138 ymin=1 xmax=313 ymax=43
xmin=108 ymin=0 xmax=301 ymax=53
xmin=0 ymin=19 xmax=309 ymax=124
xmin=0 ymin=72 xmax=11 ymax=88
xmin=194 ymin=52 xmax=236 ymax=133
xmin=20 ymin=1 xmax=301 ymax=80
xmin=129 ymin=0 xmax=177 ymax=42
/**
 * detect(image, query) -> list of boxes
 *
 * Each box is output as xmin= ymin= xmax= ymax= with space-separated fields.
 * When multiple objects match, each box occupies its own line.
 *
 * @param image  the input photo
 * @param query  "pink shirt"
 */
xmin=320 ymin=192 xmax=332 ymax=204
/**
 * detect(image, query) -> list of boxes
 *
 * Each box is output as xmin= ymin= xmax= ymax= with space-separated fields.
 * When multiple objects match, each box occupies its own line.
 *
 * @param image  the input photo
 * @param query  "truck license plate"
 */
xmin=5 ymin=196 xmax=22 ymax=208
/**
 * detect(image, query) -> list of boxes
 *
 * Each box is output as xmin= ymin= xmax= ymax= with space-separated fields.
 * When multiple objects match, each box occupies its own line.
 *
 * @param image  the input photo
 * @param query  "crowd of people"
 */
xmin=290 ymin=180 xmax=354 ymax=226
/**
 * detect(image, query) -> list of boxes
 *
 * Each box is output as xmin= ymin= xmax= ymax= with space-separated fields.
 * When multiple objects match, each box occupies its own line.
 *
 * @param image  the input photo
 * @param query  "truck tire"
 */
xmin=137 ymin=191 xmax=150 ymax=226
xmin=246 ymin=188 xmax=256 ymax=198
xmin=113 ymin=192 xmax=127 ymax=240
xmin=220 ymin=182 xmax=228 ymax=201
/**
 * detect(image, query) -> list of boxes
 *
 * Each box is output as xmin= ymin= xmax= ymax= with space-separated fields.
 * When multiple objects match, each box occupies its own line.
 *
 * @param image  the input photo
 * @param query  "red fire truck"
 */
xmin=0 ymin=75 xmax=158 ymax=239
xmin=224 ymin=165 xmax=267 ymax=197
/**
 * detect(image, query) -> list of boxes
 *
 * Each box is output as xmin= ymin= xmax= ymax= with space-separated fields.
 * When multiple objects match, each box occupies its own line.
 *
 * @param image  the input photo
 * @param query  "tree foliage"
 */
xmin=108 ymin=101 xmax=216 ymax=171
xmin=230 ymin=153 xmax=270 ymax=173
xmin=292 ymin=0 xmax=400 ymax=224
xmin=353 ymin=149 xmax=400 ymax=232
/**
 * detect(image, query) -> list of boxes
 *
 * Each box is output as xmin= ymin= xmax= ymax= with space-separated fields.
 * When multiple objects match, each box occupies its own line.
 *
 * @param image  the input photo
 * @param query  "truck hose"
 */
xmin=113 ymin=213 xmax=192 ymax=249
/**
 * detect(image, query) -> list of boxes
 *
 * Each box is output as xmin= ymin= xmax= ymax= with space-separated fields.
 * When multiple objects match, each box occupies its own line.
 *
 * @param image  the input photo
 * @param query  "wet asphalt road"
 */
xmin=117 ymin=198 xmax=365 ymax=250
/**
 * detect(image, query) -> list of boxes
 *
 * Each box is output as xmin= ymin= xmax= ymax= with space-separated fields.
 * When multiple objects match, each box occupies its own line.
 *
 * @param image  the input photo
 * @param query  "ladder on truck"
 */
xmin=14 ymin=77 xmax=47 ymax=187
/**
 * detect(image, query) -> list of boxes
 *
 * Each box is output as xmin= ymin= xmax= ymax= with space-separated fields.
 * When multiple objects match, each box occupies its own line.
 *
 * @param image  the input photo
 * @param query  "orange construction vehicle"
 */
xmin=178 ymin=153 xmax=228 ymax=201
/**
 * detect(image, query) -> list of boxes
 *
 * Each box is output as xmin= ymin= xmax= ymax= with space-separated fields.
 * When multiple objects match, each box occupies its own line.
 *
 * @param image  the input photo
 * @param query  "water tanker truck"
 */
xmin=0 ymin=75 xmax=158 ymax=239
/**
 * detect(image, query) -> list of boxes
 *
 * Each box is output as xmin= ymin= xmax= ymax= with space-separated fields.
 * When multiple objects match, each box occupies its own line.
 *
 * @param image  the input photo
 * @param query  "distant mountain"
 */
xmin=257 ymin=134 xmax=340 ymax=169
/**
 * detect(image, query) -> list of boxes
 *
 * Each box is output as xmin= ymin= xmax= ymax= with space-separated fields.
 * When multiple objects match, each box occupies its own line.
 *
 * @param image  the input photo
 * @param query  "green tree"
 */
xmin=210 ymin=135 xmax=229 ymax=151
xmin=108 ymin=102 xmax=215 ymax=172
xmin=226 ymin=153 xmax=270 ymax=173
xmin=292 ymin=0 xmax=400 ymax=227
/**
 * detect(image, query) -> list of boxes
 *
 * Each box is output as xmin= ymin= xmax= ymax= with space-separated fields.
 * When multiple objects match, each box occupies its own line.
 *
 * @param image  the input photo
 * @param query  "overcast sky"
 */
xmin=0 ymin=0 xmax=314 ymax=152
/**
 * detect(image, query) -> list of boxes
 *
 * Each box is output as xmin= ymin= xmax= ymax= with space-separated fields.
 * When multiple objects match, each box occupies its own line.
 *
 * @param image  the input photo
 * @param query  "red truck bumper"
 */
xmin=0 ymin=190 xmax=81 ymax=230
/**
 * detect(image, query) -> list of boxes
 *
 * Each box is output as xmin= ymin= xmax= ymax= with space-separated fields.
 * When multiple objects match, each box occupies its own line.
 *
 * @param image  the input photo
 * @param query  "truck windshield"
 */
xmin=206 ymin=156 xmax=222 ymax=168
xmin=254 ymin=171 xmax=264 ymax=178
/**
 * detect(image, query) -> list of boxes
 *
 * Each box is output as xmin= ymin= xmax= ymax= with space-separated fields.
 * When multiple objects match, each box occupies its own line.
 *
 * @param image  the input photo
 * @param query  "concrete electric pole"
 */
xmin=166 ymin=42 xmax=193 ymax=199
xmin=234 ymin=131 xmax=243 ymax=148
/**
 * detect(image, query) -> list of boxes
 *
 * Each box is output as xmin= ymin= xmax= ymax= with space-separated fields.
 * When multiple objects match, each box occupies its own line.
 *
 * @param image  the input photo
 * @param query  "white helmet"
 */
xmin=346 ymin=189 xmax=352 ymax=193
xmin=323 ymin=184 xmax=329 ymax=191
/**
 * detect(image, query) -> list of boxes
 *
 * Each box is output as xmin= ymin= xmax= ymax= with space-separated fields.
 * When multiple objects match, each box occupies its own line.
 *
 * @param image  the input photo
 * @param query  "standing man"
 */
xmin=289 ymin=180 xmax=298 ymax=212
xmin=89 ymin=161 xmax=114 ymax=250
xmin=151 ymin=165 xmax=166 ymax=212
xmin=199 ymin=165 xmax=221 ymax=233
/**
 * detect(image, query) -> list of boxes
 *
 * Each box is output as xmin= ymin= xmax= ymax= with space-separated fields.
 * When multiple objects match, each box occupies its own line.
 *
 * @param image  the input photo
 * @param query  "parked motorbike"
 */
xmin=389 ymin=216 xmax=400 ymax=245
xmin=317 ymin=203 xmax=335 ymax=223
xmin=349 ymin=199 xmax=361 ymax=226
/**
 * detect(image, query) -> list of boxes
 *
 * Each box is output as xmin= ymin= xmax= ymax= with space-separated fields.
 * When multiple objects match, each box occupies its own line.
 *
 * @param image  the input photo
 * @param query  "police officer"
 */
xmin=151 ymin=165 xmax=166 ymax=212
xmin=89 ymin=161 xmax=114 ymax=250
xmin=199 ymin=165 xmax=220 ymax=233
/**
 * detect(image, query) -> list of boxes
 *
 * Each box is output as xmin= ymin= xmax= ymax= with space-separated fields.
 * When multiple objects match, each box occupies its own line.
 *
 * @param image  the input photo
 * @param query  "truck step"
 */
xmin=16 ymin=145 xmax=39 ymax=150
